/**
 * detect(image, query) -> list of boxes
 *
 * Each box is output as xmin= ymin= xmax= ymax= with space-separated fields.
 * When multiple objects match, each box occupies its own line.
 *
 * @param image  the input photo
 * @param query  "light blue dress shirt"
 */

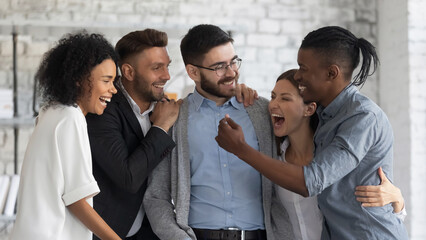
xmin=187 ymin=90 xmax=264 ymax=230
xmin=303 ymin=84 xmax=408 ymax=239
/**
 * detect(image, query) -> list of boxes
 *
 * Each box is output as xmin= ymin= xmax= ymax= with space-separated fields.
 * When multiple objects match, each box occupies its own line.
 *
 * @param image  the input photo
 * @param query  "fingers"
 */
xmin=359 ymin=202 xmax=383 ymax=208
xmin=355 ymin=185 xmax=376 ymax=191
xmin=254 ymin=90 xmax=259 ymax=100
xmin=356 ymin=196 xmax=379 ymax=203
xmin=234 ymin=83 xmax=258 ymax=107
xmin=356 ymin=196 xmax=386 ymax=207
xmin=377 ymin=167 xmax=388 ymax=184
xmin=224 ymin=114 xmax=240 ymax=129
xmin=246 ymin=88 xmax=254 ymax=107
xmin=235 ymin=83 xmax=243 ymax=103
xmin=355 ymin=187 xmax=380 ymax=197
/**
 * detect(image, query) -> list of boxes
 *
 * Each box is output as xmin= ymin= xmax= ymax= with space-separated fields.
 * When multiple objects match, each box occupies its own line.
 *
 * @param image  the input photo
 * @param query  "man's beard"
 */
xmin=134 ymin=73 xmax=164 ymax=103
xmin=199 ymin=72 xmax=238 ymax=98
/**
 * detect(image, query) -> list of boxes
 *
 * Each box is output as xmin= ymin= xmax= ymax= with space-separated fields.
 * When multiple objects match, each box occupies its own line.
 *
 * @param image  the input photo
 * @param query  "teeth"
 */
xmin=223 ymin=81 xmax=234 ymax=85
xmin=299 ymin=85 xmax=306 ymax=92
xmin=271 ymin=113 xmax=283 ymax=118
xmin=154 ymin=84 xmax=165 ymax=88
xmin=99 ymin=97 xmax=111 ymax=102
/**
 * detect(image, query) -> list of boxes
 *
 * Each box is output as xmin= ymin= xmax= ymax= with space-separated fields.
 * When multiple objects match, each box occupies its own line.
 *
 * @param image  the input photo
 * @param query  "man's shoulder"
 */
xmin=86 ymin=94 xmax=129 ymax=126
xmin=246 ymin=96 xmax=269 ymax=114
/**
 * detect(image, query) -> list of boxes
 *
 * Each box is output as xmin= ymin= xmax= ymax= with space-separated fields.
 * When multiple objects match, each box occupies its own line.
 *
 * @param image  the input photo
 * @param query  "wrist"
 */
xmin=235 ymin=142 xmax=251 ymax=159
xmin=153 ymin=123 xmax=170 ymax=132
xmin=152 ymin=125 xmax=169 ymax=133
xmin=391 ymin=191 xmax=404 ymax=213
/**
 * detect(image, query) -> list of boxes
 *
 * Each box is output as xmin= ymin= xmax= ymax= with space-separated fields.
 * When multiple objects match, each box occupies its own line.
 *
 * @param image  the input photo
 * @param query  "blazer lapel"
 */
xmin=114 ymin=88 xmax=144 ymax=141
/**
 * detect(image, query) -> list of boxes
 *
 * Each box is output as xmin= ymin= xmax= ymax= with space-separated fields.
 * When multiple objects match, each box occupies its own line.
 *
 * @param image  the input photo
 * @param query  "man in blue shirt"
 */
xmin=144 ymin=24 xmax=294 ymax=240
xmin=216 ymin=26 xmax=409 ymax=239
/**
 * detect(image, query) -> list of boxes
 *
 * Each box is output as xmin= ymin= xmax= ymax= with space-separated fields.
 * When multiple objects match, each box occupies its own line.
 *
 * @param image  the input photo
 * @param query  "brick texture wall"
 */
xmin=408 ymin=0 xmax=426 ymax=239
xmin=0 ymin=0 xmax=423 ymax=238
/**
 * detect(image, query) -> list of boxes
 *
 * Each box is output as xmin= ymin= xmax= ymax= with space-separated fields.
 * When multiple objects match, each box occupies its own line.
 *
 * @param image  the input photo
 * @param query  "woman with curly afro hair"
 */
xmin=10 ymin=31 xmax=121 ymax=240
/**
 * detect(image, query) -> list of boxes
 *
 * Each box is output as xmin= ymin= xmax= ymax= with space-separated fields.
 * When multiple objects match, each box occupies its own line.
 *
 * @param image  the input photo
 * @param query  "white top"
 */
xmin=10 ymin=105 xmax=100 ymax=240
xmin=119 ymin=81 xmax=154 ymax=237
xmin=275 ymin=138 xmax=323 ymax=240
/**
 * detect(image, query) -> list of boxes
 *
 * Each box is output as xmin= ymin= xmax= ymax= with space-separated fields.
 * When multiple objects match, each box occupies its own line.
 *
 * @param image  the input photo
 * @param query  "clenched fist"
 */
xmin=150 ymin=98 xmax=183 ymax=132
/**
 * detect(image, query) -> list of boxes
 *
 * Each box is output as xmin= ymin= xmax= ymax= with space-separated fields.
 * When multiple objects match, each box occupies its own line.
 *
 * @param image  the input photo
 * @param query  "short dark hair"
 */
xmin=115 ymin=29 xmax=168 ymax=67
xmin=300 ymin=26 xmax=379 ymax=87
xmin=275 ymin=69 xmax=319 ymax=155
xmin=180 ymin=24 xmax=234 ymax=65
xmin=37 ymin=31 xmax=118 ymax=106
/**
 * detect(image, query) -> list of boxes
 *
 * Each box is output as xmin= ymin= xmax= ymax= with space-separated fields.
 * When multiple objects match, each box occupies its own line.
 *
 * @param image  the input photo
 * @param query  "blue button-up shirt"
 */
xmin=187 ymin=90 xmax=264 ymax=230
xmin=303 ymin=84 xmax=408 ymax=239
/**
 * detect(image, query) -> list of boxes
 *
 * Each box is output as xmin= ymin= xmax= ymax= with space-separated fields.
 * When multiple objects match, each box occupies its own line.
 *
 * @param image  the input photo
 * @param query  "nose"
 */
xmin=110 ymin=82 xmax=117 ymax=94
xmin=268 ymin=98 xmax=278 ymax=111
xmin=162 ymin=67 xmax=171 ymax=81
xmin=224 ymin=65 xmax=236 ymax=78
xmin=294 ymin=69 xmax=301 ymax=82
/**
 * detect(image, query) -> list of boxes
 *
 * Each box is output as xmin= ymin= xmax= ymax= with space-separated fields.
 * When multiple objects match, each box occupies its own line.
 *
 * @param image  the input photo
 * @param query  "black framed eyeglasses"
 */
xmin=191 ymin=58 xmax=242 ymax=77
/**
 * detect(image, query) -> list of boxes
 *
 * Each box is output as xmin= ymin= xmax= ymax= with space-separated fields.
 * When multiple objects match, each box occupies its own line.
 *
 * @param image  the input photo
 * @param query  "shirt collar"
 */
xmin=318 ymin=83 xmax=356 ymax=120
xmin=117 ymin=79 xmax=155 ymax=115
xmin=191 ymin=88 xmax=243 ymax=112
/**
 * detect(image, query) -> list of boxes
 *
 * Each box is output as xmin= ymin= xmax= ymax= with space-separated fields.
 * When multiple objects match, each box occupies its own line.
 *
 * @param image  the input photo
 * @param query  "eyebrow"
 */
xmin=100 ymin=75 xmax=115 ymax=79
xmin=151 ymin=60 xmax=172 ymax=66
xmin=208 ymin=55 xmax=238 ymax=68
xmin=271 ymin=91 xmax=293 ymax=96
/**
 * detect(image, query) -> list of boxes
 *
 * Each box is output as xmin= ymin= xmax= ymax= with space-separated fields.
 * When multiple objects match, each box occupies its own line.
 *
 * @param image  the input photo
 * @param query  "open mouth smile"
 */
xmin=271 ymin=113 xmax=285 ymax=128
xmin=99 ymin=96 xmax=111 ymax=106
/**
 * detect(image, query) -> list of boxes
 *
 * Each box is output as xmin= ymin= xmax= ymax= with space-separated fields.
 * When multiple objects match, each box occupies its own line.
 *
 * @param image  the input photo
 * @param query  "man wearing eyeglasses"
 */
xmin=144 ymin=24 xmax=294 ymax=240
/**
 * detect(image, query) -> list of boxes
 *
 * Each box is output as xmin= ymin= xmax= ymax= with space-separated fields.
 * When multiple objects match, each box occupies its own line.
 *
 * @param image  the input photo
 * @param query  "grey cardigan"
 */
xmin=144 ymin=96 xmax=294 ymax=240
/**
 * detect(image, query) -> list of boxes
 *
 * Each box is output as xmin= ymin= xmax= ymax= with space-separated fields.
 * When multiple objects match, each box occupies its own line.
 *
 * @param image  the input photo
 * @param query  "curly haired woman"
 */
xmin=10 ymin=32 xmax=121 ymax=240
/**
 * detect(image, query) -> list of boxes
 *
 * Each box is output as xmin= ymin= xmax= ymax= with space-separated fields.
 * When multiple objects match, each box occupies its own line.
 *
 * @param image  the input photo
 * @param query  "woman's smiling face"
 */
xmin=77 ymin=58 xmax=117 ymax=116
xmin=269 ymin=79 xmax=308 ymax=137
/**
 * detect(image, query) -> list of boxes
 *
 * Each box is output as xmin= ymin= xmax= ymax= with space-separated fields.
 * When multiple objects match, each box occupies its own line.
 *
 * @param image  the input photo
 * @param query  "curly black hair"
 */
xmin=36 ymin=31 xmax=118 ymax=106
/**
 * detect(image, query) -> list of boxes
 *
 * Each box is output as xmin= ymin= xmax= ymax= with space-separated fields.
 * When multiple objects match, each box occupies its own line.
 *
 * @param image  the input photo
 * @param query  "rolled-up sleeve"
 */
xmin=304 ymin=111 xmax=377 ymax=196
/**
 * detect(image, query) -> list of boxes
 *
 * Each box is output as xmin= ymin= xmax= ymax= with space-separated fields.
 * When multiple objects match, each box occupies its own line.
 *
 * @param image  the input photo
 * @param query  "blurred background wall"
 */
xmin=0 ymin=0 xmax=424 ymax=239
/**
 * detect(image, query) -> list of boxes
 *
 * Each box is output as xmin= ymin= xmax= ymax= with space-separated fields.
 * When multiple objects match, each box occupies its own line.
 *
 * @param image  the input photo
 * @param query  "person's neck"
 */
xmin=196 ymin=86 xmax=231 ymax=106
xmin=320 ymin=80 xmax=351 ymax=107
xmin=122 ymin=80 xmax=151 ymax=113
xmin=285 ymin=123 xmax=315 ymax=166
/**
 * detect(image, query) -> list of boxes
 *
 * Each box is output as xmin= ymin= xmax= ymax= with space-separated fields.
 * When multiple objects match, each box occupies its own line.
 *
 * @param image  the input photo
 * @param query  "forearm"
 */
xmin=92 ymin=127 xmax=175 ymax=193
xmin=236 ymin=143 xmax=309 ymax=197
xmin=67 ymin=199 xmax=120 ymax=240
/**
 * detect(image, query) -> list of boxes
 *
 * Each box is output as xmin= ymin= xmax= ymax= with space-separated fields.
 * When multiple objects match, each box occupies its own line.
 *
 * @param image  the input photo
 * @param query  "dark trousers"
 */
xmin=125 ymin=216 xmax=160 ymax=240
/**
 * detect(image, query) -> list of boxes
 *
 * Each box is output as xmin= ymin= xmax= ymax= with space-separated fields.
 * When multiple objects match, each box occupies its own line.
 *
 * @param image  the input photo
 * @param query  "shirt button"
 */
xmin=223 ymin=164 xmax=227 ymax=167
xmin=227 ymin=192 xmax=231 ymax=195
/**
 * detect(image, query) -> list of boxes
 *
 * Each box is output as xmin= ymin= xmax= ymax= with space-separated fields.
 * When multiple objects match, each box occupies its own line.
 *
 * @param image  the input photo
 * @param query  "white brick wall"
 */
xmin=408 ymin=0 xmax=426 ymax=239
xmin=0 ymin=0 xmax=424 ymax=239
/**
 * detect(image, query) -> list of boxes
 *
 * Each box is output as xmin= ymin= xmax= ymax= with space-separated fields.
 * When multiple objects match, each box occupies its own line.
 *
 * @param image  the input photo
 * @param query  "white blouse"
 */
xmin=10 ymin=105 xmax=100 ymax=240
xmin=275 ymin=138 xmax=323 ymax=240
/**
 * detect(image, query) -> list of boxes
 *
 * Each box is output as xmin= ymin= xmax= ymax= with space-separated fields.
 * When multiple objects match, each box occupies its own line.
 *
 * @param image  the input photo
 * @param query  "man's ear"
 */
xmin=121 ymin=63 xmax=134 ymax=81
xmin=327 ymin=64 xmax=340 ymax=81
xmin=186 ymin=64 xmax=200 ymax=83
xmin=304 ymin=102 xmax=317 ymax=117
